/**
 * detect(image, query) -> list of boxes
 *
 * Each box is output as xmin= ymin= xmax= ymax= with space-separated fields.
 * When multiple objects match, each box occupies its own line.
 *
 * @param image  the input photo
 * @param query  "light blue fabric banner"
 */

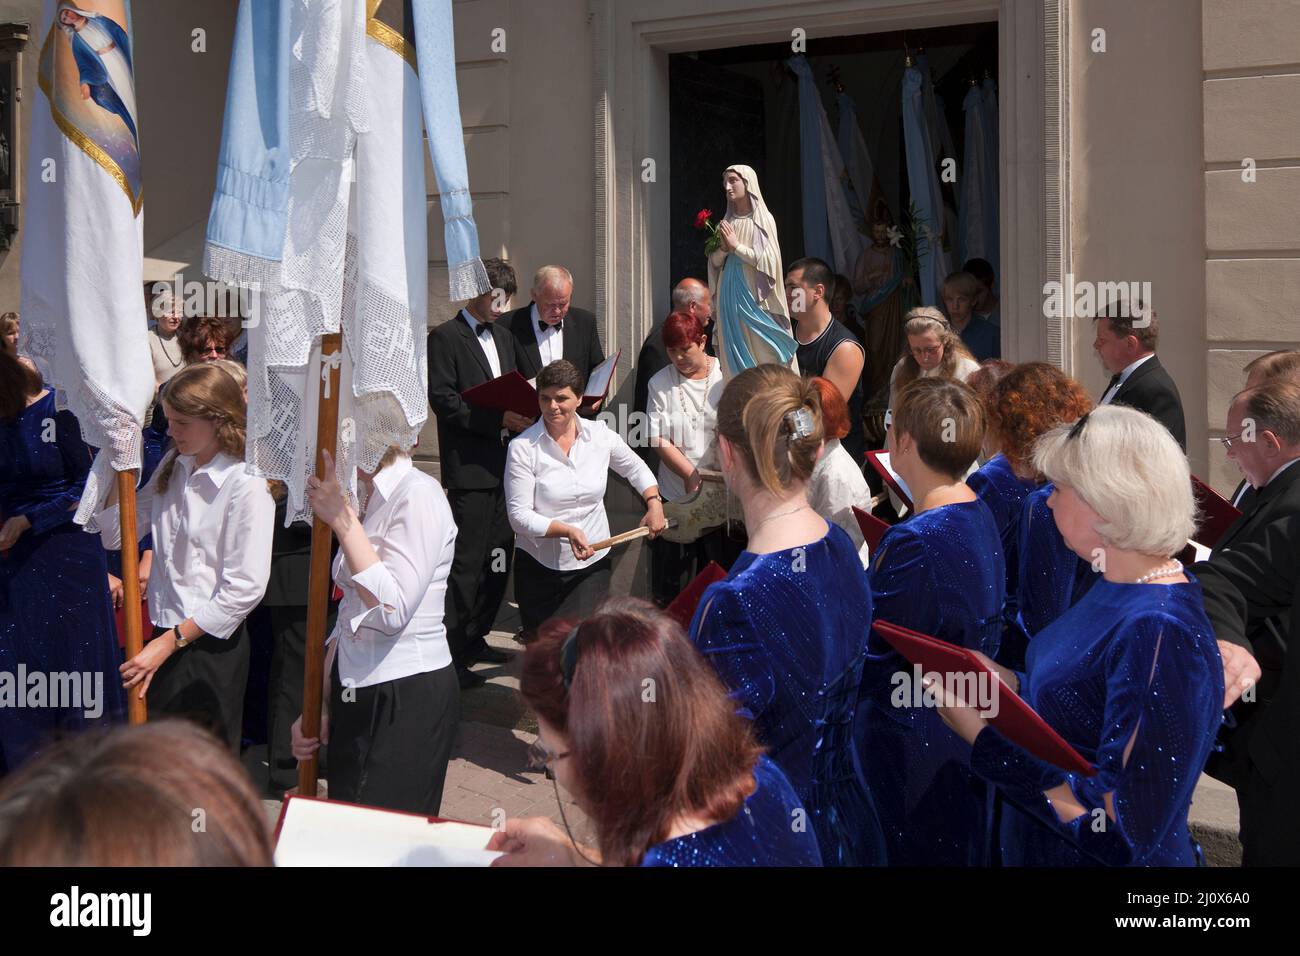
xmin=789 ymin=55 xmax=832 ymax=265
xmin=901 ymin=65 xmax=946 ymax=306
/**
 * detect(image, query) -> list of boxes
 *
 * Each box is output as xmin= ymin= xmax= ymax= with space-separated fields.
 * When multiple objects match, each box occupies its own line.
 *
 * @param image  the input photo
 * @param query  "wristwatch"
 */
xmin=173 ymin=627 xmax=191 ymax=649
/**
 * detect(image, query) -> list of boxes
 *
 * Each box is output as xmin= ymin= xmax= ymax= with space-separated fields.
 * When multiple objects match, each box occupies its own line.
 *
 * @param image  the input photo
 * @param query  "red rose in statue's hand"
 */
xmin=694 ymin=208 xmax=714 ymax=231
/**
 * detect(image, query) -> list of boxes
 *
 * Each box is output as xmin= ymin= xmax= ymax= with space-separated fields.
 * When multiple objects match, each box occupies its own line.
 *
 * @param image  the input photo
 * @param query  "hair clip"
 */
xmin=785 ymin=406 xmax=814 ymax=440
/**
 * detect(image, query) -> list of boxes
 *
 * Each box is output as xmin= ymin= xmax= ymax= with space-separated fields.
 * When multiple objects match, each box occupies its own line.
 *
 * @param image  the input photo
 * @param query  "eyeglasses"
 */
xmin=526 ymin=739 xmax=570 ymax=777
xmin=200 ymin=345 xmax=227 ymax=357
xmin=1219 ymin=433 xmax=1245 ymax=450
xmin=910 ymin=346 xmax=942 ymax=360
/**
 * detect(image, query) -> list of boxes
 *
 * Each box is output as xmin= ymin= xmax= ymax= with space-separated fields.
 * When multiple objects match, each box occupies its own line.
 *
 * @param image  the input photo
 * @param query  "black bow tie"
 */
xmin=539 ymin=319 xmax=562 ymax=334
xmin=475 ymin=323 xmax=492 ymax=339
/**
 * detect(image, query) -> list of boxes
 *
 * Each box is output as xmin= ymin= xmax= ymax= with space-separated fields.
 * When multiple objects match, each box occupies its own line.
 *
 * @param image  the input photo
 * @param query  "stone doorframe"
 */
xmin=589 ymin=0 xmax=1072 ymax=379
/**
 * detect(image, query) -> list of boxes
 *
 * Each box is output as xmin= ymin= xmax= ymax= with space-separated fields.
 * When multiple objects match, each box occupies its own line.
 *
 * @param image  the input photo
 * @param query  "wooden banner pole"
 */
xmin=116 ymin=469 xmax=147 ymax=725
xmin=298 ymin=332 xmax=344 ymax=797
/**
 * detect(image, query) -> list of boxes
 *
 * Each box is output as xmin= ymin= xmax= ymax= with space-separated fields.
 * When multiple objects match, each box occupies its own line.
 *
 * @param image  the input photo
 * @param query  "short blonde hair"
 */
xmin=1033 ymin=404 xmax=1194 ymax=557
xmin=532 ymin=265 xmax=573 ymax=294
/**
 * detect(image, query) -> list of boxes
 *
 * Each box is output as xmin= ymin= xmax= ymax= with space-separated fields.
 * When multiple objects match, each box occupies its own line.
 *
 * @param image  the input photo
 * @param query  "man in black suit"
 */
xmin=1231 ymin=351 xmax=1300 ymax=508
xmin=1203 ymin=382 xmax=1300 ymax=800
xmin=1195 ymin=514 xmax=1300 ymax=864
xmin=504 ymin=265 xmax=605 ymax=389
xmin=632 ymin=277 xmax=715 ymax=466
xmin=1092 ymin=303 xmax=1186 ymax=450
xmin=428 ymin=258 xmax=535 ymax=689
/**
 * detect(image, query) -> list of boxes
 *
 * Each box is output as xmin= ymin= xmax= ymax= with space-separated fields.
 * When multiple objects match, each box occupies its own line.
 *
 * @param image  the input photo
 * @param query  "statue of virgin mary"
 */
xmin=707 ymin=165 xmax=798 ymax=380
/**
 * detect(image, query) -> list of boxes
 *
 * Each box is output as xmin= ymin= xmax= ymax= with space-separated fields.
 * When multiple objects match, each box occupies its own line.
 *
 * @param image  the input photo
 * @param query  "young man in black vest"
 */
xmin=785 ymin=256 xmax=866 ymax=462
xmin=428 ymin=258 xmax=535 ymax=689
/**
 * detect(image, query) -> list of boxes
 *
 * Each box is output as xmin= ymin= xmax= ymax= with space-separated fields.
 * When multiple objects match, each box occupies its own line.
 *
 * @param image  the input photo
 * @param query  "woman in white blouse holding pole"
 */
xmin=290 ymin=444 xmax=460 ymax=816
xmin=506 ymin=360 xmax=666 ymax=637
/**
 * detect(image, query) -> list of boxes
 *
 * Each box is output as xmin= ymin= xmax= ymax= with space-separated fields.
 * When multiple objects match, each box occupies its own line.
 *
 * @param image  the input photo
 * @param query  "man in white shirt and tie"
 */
xmin=428 ymin=258 xmax=534 ymax=689
xmin=1092 ymin=300 xmax=1186 ymax=450
xmin=503 ymin=265 xmax=606 ymax=389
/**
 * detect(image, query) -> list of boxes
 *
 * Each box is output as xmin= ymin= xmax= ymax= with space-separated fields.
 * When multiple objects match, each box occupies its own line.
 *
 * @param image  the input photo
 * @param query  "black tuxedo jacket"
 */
xmin=504 ymin=303 xmax=604 ymax=382
xmin=1195 ymin=514 xmax=1300 ymax=864
xmin=1108 ymin=354 xmax=1186 ymax=450
xmin=427 ymin=311 xmax=519 ymax=490
xmin=1203 ymin=461 xmax=1300 ymax=795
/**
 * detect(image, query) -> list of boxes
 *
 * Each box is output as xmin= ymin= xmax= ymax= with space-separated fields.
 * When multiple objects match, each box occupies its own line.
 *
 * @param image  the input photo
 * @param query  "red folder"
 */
xmin=865 ymin=450 xmax=913 ymax=513
xmin=1190 ymin=475 xmax=1241 ymax=549
xmin=851 ymin=505 xmax=891 ymax=552
xmin=461 ymin=370 xmax=539 ymax=418
xmin=666 ymin=561 xmax=727 ymax=630
xmin=872 ymin=619 xmax=1096 ymax=776
xmin=114 ymin=597 xmax=152 ymax=650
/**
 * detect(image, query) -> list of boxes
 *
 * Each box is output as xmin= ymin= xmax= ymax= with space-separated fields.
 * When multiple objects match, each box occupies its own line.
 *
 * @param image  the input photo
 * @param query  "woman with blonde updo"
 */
xmin=688 ymin=364 xmax=884 ymax=866
xmin=98 ymin=362 xmax=277 ymax=750
xmin=888 ymin=306 xmax=979 ymax=408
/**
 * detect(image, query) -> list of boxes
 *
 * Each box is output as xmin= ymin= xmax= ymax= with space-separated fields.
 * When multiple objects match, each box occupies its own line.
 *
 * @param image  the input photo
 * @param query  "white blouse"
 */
xmin=646 ymin=359 xmax=723 ymax=501
xmin=98 ymin=451 xmax=275 ymax=639
xmin=505 ymin=416 xmax=657 ymax=571
xmin=807 ymin=438 xmax=874 ymax=567
xmin=328 ymin=455 xmax=458 ymax=689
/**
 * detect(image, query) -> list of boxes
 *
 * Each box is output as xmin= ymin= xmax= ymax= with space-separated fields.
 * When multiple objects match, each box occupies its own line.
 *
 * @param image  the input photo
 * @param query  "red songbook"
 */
xmin=114 ymin=597 xmax=152 ymax=650
xmin=851 ymin=505 xmax=891 ymax=552
xmin=460 ymin=370 xmax=539 ymax=418
xmin=1190 ymin=475 xmax=1241 ymax=549
xmin=872 ymin=619 xmax=1096 ymax=777
xmin=665 ymin=561 xmax=727 ymax=630
xmin=865 ymin=450 xmax=913 ymax=513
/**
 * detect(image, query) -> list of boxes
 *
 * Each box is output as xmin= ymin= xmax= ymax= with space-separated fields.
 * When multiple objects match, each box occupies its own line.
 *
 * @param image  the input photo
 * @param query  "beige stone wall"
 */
xmin=1066 ymin=0 xmax=1209 ymax=479
xmin=0 ymin=0 xmax=47 ymax=313
xmin=1203 ymin=0 xmax=1300 ymax=493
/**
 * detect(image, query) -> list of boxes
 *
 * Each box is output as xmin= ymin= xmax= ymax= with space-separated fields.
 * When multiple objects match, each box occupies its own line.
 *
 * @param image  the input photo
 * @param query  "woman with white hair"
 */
xmin=935 ymin=404 xmax=1224 ymax=866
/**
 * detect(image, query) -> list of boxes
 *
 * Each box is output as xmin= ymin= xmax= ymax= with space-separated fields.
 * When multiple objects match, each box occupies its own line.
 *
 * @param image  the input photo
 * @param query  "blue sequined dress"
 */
xmin=0 ymin=393 xmax=125 ymax=772
xmin=967 ymin=454 xmax=1036 ymax=669
xmin=689 ymin=522 xmax=885 ymax=865
xmin=969 ymin=576 xmax=1224 ymax=866
xmin=855 ymin=499 xmax=1006 ymax=865
xmin=1015 ymin=483 xmax=1097 ymax=642
xmin=640 ymin=755 xmax=823 ymax=866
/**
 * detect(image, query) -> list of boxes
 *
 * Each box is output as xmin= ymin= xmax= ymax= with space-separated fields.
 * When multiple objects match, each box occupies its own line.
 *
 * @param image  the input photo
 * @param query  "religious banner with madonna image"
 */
xmin=37 ymin=1 xmax=141 ymax=213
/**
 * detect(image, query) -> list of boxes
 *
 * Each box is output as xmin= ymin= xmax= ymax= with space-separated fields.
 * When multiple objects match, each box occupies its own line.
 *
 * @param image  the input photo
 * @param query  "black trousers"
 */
xmin=513 ymin=549 xmax=612 ymax=635
xmin=148 ymin=623 xmax=249 ymax=753
xmin=327 ymin=659 xmax=460 ymax=816
xmin=444 ymin=486 xmax=514 ymax=664
xmin=264 ymin=605 xmax=339 ymax=796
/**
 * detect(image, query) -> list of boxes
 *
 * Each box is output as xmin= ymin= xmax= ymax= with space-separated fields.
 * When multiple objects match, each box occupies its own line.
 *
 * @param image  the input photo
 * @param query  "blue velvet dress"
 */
xmin=855 ymin=499 xmax=1006 ymax=865
xmin=970 ymin=576 xmax=1224 ymax=866
xmin=0 ymin=393 xmax=125 ymax=772
xmin=967 ymin=455 xmax=1036 ymax=670
xmin=640 ymin=755 xmax=823 ymax=866
xmin=1015 ymin=484 xmax=1098 ymax=646
xmin=689 ymin=522 xmax=885 ymax=866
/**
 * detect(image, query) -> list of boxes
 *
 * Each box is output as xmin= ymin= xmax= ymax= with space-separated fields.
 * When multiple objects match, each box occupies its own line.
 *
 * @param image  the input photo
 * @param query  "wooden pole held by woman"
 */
xmin=298 ymin=333 xmax=344 ymax=797
xmin=116 ymin=469 xmax=147 ymax=725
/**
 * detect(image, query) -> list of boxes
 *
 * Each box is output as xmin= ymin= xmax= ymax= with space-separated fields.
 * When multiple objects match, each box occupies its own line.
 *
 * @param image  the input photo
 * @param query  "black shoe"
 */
xmin=475 ymin=645 xmax=510 ymax=664
xmin=456 ymin=664 xmax=487 ymax=689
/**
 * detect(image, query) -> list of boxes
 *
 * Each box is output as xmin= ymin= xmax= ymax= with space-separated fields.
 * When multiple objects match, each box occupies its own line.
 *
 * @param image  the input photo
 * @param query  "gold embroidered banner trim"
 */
xmin=36 ymin=25 xmax=143 ymax=216
xmin=367 ymin=16 xmax=416 ymax=70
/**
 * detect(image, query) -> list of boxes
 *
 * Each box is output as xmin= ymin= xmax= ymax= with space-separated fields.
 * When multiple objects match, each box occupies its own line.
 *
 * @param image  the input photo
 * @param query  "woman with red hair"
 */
xmin=487 ymin=598 xmax=820 ymax=866
xmin=645 ymin=310 xmax=728 ymax=604
xmin=807 ymin=376 xmax=874 ymax=565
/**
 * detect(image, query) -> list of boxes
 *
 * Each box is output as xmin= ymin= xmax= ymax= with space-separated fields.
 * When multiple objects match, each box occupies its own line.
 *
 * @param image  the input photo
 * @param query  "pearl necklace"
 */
xmin=1134 ymin=560 xmax=1183 ymax=584
xmin=672 ymin=357 xmax=713 ymax=435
